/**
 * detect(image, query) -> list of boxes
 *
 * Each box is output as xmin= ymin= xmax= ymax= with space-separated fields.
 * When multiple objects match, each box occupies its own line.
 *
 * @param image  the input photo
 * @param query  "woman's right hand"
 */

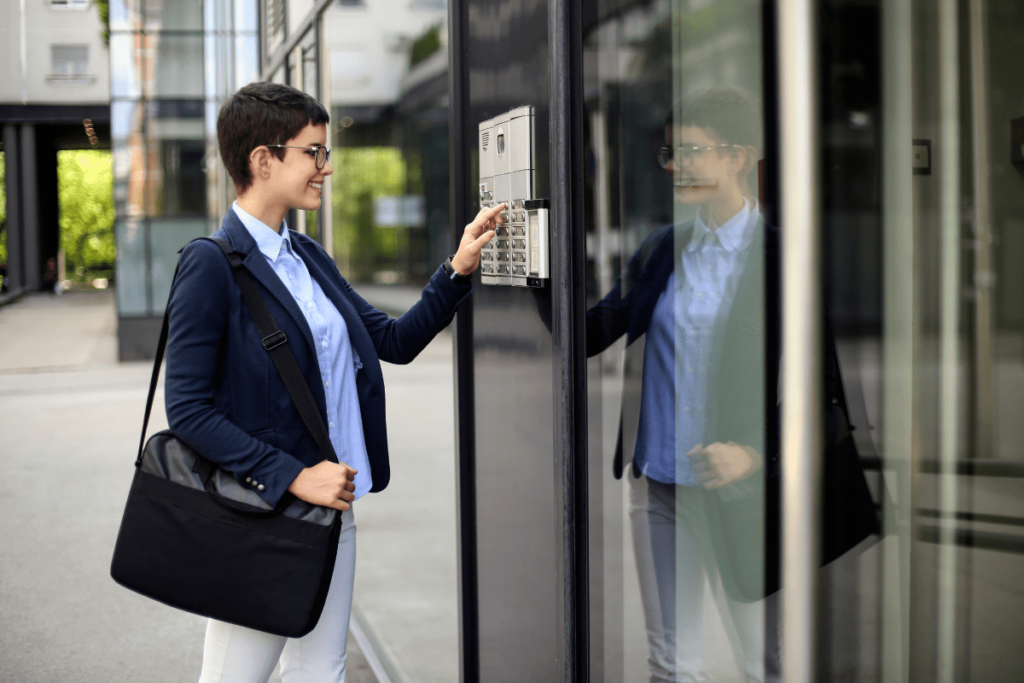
xmin=287 ymin=460 xmax=357 ymax=510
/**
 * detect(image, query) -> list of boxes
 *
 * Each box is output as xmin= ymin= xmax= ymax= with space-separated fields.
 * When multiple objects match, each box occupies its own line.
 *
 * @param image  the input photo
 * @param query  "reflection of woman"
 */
xmin=164 ymin=83 xmax=500 ymax=682
xmin=586 ymin=88 xmax=876 ymax=682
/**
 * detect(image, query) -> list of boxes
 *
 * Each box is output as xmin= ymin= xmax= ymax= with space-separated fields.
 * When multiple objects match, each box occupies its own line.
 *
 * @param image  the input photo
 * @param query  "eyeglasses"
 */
xmin=265 ymin=144 xmax=331 ymax=169
xmin=657 ymin=144 xmax=732 ymax=169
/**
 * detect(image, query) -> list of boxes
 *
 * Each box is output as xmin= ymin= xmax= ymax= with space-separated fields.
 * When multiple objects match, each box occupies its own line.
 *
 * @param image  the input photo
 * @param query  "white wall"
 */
xmin=0 ymin=0 xmax=110 ymax=105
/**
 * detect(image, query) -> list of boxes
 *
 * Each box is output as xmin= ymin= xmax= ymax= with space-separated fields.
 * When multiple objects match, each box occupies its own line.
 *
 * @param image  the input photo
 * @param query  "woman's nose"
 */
xmin=323 ymin=161 xmax=334 ymax=177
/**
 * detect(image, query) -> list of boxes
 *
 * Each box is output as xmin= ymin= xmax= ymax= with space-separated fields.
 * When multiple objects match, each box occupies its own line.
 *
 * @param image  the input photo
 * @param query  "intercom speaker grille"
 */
xmin=481 ymin=131 xmax=490 ymax=150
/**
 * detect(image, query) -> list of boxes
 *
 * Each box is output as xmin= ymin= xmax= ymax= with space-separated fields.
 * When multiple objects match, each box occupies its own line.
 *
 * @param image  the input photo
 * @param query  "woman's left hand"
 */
xmin=451 ymin=203 xmax=506 ymax=275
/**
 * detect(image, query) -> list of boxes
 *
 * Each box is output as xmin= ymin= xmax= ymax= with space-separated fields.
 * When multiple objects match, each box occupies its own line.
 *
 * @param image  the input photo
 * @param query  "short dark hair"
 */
xmin=666 ymin=87 xmax=762 ymax=152
xmin=217 ymin=82 xmax=330 ymax=192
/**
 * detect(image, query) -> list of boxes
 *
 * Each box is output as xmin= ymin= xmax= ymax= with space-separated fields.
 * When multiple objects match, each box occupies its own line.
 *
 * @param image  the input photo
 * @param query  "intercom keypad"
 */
xmin=478 ymin=106 xmax=547 ymax=287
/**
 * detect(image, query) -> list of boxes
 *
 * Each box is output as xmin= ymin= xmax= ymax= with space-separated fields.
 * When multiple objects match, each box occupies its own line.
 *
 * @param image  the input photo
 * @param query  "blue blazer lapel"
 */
xmin=219 ymin=211 xmax=319 ymax=358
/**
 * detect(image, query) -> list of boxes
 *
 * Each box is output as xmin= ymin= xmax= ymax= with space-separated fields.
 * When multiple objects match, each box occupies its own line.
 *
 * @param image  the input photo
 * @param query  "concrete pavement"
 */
xmin=0 ymin=288 xmax=459 ymax=682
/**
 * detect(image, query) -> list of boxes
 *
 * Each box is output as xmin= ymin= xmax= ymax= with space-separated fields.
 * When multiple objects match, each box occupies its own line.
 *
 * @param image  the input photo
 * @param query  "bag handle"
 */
xmin=136 ymin=236 xmax=340 ymax=475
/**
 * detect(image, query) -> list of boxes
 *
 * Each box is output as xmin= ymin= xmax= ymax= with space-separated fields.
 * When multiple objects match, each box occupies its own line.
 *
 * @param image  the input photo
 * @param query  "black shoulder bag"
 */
xmin=110 ymin=237 xmax=343 ymax=638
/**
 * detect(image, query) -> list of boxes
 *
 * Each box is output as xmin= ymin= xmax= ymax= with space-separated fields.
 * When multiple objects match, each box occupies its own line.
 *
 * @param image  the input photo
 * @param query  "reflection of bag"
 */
xmin=705 ymin=404 xmax=880 ymax=603
xmin=110 ymin=237 xmax=342 ymax=638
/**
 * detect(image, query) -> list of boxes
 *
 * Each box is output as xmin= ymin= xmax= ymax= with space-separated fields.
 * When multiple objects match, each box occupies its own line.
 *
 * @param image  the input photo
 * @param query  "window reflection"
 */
xmin=583 ymin=3 xmax=881 ymax=680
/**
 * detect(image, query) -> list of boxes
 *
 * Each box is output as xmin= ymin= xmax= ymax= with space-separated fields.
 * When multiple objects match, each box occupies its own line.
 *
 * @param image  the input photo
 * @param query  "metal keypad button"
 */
xmin=496 ymin=252 xmax=510 ymax=261
xmin=512 ymin=252 xmax=526 ymax=262
xmin=496 ymin=239 xmax=509 ymax=249
xmin=512 ymin=265 xmax=526 ymax=275
xmin=497 ymin=265 xmax=510 ymax=274
xmin=482 ymin=252 xmax=493 ymax=261
xmin=513 ymin=239 xmax=526 ymax=249
xmin=512 ymin=226 xmax=525 ymax=236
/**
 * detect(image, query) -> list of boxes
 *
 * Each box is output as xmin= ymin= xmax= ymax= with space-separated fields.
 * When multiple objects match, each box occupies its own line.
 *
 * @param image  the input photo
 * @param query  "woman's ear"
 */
xmin=732 ymin=145 xmax=758 ymax=177
xmin=249 ymin=146 xmax=271 ymax=181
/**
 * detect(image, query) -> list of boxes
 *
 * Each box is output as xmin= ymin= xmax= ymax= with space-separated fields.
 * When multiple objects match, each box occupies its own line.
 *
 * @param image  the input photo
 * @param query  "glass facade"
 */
xmin=111 ymin=0 xmax=258 ymax=349
xmin=105 ymin=0 xmax=1023 ymax=677
xmin=580 ymin=1 xmax=1024 ymax=681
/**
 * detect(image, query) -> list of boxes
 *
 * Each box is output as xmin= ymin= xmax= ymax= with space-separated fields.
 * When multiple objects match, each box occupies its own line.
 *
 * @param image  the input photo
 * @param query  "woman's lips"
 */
xmin=675 ymin=178 xmax=717 ymax=189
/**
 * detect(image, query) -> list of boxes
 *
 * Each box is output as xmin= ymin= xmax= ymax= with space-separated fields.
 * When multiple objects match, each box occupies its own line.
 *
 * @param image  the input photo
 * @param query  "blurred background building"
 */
xmin=0 ymin=0 xmax=112 ymax=298
xmin=106 ymin=0 xmax=451 ymax=359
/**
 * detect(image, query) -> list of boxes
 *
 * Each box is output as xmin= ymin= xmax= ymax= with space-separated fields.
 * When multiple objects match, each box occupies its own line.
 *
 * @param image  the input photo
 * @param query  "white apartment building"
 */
xmin=1 ymin=0 xmax=110 ymax=294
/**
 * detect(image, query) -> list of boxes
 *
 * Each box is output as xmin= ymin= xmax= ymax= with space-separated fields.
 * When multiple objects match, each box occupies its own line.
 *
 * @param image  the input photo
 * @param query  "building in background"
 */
xmin=1 ymin=0 xmax=111 ymax=296
xmin=109 ymin=0 xmax=448 ymax=359
xmin=109 ymin=0 xmax=258 ymax=359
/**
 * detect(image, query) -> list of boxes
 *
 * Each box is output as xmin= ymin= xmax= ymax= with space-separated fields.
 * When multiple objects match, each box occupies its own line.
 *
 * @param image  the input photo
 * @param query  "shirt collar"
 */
xmin=686 ymin=198 xmax=757 ymax=254
xmin=232 ymin=201 xmax=291 ymax=262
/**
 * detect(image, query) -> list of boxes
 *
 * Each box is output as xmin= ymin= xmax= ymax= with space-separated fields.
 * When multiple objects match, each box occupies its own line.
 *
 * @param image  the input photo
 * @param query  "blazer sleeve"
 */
xmin=163 ymin=239 xmax=306 ymax=507
xmin=342 ymin=263 xmax=472 ymax=365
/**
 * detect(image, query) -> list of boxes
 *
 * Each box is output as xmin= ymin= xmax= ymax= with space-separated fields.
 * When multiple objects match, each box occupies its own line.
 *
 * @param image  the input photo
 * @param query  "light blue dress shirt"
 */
xmin=634 ymin=199 xmax=759 ymax=485
xmin=232 ymin=202 xmax=373 ymax=499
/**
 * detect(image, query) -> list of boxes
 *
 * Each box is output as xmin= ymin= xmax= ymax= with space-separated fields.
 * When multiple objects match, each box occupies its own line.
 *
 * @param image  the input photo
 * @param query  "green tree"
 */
xmin=330 ymin=147 xmax=407 ymax=282
xmin=57 ymin=150 xmax=115 ymax=281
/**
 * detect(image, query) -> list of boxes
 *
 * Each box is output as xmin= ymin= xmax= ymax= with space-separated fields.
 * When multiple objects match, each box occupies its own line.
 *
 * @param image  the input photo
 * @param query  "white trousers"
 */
xmin=198 ymin=507 xmax=357 ymax=683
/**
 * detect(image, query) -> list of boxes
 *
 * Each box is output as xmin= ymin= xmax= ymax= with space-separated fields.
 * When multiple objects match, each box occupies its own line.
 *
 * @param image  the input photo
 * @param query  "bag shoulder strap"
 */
xmin=136 ymin=236 xmax=338 ymax=468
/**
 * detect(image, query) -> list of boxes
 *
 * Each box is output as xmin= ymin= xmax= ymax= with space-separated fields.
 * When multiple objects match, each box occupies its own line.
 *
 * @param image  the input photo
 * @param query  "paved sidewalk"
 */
xmin=0 ymin=288 xmax=457 ymax=682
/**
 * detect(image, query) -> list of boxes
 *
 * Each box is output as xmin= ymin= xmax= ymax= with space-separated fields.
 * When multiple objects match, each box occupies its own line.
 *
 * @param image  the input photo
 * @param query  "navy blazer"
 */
xmin=164 ymin=210 xmax=471 ymax=507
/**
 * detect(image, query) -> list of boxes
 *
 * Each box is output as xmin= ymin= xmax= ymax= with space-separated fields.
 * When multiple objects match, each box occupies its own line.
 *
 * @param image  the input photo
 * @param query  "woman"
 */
xmin=164 ymin=81 xmax=502 ymax=682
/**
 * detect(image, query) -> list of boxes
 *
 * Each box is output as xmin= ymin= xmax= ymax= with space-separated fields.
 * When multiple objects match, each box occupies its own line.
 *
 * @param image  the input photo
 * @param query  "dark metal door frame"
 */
xmin=449 ymin=0 xmax=590 ymax=678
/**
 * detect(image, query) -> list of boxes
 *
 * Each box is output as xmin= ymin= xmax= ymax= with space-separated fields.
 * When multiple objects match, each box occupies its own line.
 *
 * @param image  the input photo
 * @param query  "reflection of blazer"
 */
xmin=586 ymin=218 xmax=879 ymax=598
xmin=164 ymin=210 xmax=470 ymax=507
xmin=586 ymin=218 xmax=779 ymax=473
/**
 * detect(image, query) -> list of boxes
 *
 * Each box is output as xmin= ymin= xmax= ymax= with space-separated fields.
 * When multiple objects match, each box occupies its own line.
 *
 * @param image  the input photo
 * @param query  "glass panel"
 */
xmin=108 ymin=0 xmax=142 ymax=31
xmin=116 ymin=219 xmax=148 ymax=315
xmin=233 ymin=35 xmax=260 ymax=90
xmin=235 ymin=0 xmax=259 ymax=34
xmin=584 ymin=1 xmax=781 ymax=679
xmin=900 ymin=2 xmax=1024 ymax=681
xmin=109 ymin=33 xmax=143 ymax=99
xmin=151 ymin=35 xmax=205 ymax=98
xmin=145 ymin=100 xmax=206 ymax=217
xmin=111 ymin=100 xmax=143 ymax=141
xmin=144 ymin=0 xmax=203 ymax=31
xmin=149 ymin=220 xmax=208 ymax=311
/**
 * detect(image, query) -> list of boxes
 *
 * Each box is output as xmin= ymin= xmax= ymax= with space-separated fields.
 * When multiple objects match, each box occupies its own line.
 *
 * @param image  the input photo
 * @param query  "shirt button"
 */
xmin=325 ymin=380 xmax=331 ymax=388
xmin=329 ymin=421 xmax=335 ymax=428
xmin=306 ymin=301 xmax=314 ymax=309
xmin=321 ymin=340 xmax=328 ymax=348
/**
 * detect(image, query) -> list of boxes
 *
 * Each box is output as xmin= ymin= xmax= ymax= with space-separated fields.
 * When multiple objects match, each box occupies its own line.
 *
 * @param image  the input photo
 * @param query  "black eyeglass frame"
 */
xmin=656 ymin=144 xmax=734 ymax=169
xmin=265 ymin=144 xmax=332 ymax=169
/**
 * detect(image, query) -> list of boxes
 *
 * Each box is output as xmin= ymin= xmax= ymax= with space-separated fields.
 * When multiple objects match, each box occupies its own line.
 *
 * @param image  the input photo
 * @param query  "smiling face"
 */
xmin=254 ymin=122 xmax=333 ymax=212
xmin=665 ymin=125 xmax=745 ymax=207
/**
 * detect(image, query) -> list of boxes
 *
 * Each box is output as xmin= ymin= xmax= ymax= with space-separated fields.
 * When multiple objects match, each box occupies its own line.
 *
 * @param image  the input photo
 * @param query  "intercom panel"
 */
xmin=478 ymin=107 xmax=548 ymax=287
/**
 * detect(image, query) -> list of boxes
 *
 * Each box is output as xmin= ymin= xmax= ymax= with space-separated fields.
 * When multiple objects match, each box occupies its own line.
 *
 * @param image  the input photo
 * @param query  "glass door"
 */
xmin=582 ymin=1 xmax=781 ymax=679
xmin=581 ymin=0 xmax=1024 ymax=681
